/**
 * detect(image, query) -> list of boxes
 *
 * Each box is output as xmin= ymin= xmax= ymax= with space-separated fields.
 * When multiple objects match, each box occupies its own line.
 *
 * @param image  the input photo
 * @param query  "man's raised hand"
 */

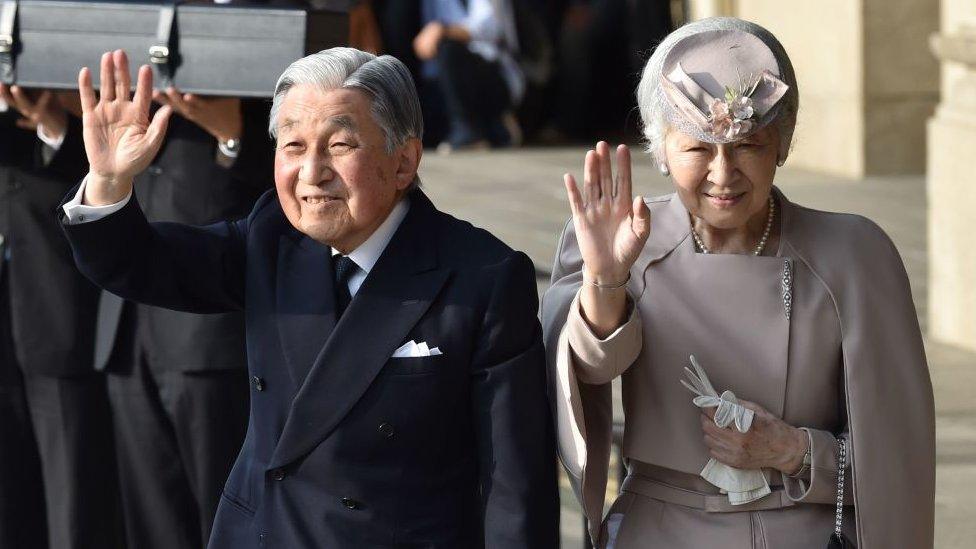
xmin=79 ymin=49 xmax=172 ymax=206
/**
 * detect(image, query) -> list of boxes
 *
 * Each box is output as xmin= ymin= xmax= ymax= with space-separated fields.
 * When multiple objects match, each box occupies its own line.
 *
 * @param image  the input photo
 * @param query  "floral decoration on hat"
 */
xmin=708 ymin=75 xmax=762 ymax=139
xmin=657 ymin=29 xmax=791 ymax=144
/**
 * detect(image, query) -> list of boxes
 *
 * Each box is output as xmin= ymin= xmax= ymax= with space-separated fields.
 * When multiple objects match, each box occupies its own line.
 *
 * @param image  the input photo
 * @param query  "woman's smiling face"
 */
xmin=664 ymin=124 xmax=780 ymax=230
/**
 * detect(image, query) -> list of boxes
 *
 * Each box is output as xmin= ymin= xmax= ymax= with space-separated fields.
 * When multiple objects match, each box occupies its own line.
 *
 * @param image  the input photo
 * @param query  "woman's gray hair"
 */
xmin=268 ymin=47 xmax=424 ymax=154
xmin=636 ymin=17 xmax=799 ymax=165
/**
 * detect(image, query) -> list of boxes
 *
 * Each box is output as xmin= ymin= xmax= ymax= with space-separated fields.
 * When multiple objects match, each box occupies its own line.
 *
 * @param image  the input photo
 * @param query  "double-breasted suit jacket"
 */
xmin=61 ymin=186 xmax=560 ymax=548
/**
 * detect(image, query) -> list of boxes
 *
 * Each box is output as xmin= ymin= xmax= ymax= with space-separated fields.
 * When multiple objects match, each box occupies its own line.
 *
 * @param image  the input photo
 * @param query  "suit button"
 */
xmin=341 ymin=497 xmax=360 ymax=510
xmin=252 ymin=376 xmax=265 ymax=391
xmin=271 ymin=468 xmax=285 ymax=481
xmin=378 ymin=422 xmax=394 ymax=438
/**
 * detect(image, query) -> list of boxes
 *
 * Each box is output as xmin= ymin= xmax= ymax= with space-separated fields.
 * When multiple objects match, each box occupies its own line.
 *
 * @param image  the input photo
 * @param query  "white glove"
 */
xmin=681 ymin=355 xmax=771 ymax=505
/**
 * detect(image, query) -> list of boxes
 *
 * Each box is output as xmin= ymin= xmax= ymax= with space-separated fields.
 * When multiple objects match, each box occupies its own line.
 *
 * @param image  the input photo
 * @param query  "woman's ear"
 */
xmin=394 ymin=137 xmax=423 ymax=191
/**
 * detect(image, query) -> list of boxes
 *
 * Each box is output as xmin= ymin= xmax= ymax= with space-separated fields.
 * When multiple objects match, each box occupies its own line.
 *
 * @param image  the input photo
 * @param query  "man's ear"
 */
xmin=394 ymin=137 xmax=423 ymax=191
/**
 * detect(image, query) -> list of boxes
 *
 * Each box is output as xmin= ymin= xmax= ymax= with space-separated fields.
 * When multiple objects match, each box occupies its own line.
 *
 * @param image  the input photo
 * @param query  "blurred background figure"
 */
xmin=360 ymin=0 xmax=674 ymax=148
xmin=0 ymin=86 xmax=123 ymax=549
xmin=550 ymin=0 xmax=673 ymax=141
xmin=347 ymin=0 xmax=384 ymax=53
xmin=80 ymin=4 xmax=273 ymax=549
xmin=92 ymin=85 xmax=271 ymax=549
xmin=371 ymin=0 xmax=523 ymax=151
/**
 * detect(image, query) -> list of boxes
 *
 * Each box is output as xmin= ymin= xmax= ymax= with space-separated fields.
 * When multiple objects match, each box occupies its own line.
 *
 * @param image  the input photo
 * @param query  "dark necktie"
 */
xmin=333 ymin=255 xmax=359 ymax=318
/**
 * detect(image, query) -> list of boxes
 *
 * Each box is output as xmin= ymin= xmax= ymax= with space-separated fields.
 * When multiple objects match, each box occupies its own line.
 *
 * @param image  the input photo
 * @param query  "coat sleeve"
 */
xmin=541 ymin=218 xmax=637 ymax=544
xmin=793 ymin=212 xmax=934 ymax=548
xmin=40 ymin=115 xmax=89 ymax=182
xmin=59 ymin=184 xmax=268 ymax=314
xmin=566 ymin=289 xmax=643 ymax=385
xmin=224 ymin=99 xmax=275 ymax=199
xmin=470 ymin=250 xmax=560 ymax=549
xmin=783 ymin=427 xmax=854 ymax=505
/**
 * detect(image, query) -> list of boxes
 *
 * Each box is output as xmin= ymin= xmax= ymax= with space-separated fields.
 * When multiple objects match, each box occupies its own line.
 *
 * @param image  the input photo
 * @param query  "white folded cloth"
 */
xmin=680 ymin=355 xmax=771 ymax=505
xmin=391 ymin=340 xmax=442 ymax=358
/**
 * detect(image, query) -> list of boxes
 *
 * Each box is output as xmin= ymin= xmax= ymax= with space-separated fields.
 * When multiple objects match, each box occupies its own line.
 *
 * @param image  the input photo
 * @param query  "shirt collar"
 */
xmin=331 ymin=198 xmax=410 ymax=275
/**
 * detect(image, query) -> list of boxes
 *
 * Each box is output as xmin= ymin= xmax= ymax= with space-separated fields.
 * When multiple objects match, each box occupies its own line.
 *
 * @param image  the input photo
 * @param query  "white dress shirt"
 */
xmin=62 ymin=178 xmax=411 ymax=298
xmin=331 ymin=199 xmax=409 ymax=298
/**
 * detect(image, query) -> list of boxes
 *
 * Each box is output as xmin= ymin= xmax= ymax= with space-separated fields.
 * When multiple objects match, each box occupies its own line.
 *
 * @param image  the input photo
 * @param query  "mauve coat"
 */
xmin=541 ymin=188 xmax=934 ymax=548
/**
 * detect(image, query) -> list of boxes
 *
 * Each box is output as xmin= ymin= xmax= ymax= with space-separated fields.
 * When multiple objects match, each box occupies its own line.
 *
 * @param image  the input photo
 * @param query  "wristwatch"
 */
xmin=218 ymin=137 xmax=241 ymax=158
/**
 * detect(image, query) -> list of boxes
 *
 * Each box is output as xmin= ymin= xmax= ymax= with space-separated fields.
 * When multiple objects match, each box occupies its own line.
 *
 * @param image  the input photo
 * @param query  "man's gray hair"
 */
xmin=268 ymin=47 xmax=424 ymax=154
xmin=636 ymin=17 xmax=799 ymax=165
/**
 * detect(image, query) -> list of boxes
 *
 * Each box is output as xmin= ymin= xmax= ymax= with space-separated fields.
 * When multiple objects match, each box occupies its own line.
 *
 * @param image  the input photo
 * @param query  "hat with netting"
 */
xmin=659 ymin=29 xmax=790 ymax=143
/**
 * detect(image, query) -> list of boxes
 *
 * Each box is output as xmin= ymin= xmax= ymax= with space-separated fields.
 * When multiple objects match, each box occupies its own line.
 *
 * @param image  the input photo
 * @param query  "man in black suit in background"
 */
xmin=62 ymin=47 xmax=559 ymax=548
xmin=91 ymin=3 xmax=275 ymax=546
xmin=0 ymin=87 xmax=122 ymax=549
xmin=78 ymin=67 xmax=275 ymax=549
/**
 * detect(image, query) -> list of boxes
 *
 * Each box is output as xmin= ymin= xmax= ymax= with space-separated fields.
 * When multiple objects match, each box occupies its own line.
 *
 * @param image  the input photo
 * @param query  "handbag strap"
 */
xmin=834 ymin=437 xmax=848 ymax=536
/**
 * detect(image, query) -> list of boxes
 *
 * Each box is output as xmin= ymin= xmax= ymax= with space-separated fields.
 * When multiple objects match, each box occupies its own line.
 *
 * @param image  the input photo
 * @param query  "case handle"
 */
xmin=150 ymin=2 xmax=179 ymax=87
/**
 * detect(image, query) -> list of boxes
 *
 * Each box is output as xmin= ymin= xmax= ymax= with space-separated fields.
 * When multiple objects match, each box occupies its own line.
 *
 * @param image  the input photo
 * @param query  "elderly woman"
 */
xmin=541 ymin=17 xmax=934 ymax=549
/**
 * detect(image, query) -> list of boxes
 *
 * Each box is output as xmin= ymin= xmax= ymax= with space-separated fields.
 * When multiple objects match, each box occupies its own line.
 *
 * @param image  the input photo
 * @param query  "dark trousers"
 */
xmin=21 ymin=374 xmax=124 ymax=549
xmin=106 ymin=307 xmax=249 ymax=549
xmin=1 ymin=271 xmax=122 ymax=549
xmin=422 ymin=39 xmax=512 ymax=147
xmin=0 ymin=349 xmax=46 ymax=549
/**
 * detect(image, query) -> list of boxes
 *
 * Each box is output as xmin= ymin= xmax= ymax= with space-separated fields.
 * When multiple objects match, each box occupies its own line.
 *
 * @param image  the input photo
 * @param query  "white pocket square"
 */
xmin=391 ymin=340 xmax=442 ymax=358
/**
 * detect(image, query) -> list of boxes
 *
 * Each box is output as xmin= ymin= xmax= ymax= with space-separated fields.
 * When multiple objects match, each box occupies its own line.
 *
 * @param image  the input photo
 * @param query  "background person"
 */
xmin=412 ymin=0 xmax=524 ymax=150
xmin=0 ymin=85 xmax=123 ymax=549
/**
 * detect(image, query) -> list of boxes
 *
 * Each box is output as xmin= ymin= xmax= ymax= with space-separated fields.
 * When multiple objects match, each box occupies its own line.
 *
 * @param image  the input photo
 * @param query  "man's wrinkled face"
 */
xmin=273 ymin=85 xmax=417 ymax=252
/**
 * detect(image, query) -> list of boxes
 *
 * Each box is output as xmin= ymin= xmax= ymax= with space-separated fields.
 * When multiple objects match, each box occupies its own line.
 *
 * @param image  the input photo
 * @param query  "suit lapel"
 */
xmin=276 ymin=231 xmax=338 ymax=388
xmin=631 ymin=193 xmax=691 ymax=296
xmin=269 ymin=190 xmax=450 ymax=469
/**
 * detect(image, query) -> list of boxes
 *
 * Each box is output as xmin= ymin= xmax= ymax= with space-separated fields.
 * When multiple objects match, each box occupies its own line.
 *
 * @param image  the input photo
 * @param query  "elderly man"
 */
xmin=59 ymin=48 xmax=559 ymax=548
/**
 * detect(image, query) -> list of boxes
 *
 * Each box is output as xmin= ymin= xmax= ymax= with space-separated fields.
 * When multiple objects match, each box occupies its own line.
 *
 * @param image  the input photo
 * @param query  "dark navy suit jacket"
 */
xmin=61 ymin=186 xmax=559 ymax=548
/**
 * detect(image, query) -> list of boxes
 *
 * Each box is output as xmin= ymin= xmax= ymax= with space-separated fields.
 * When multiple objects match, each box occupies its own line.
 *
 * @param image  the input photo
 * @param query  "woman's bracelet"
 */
xmin=583 ymin=273 xmax=630 ymax=290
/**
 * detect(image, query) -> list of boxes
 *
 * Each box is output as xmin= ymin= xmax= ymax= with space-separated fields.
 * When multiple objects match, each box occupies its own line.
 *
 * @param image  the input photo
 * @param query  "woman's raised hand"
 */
xmin=79 ymin=50 xmax=172 ymax=206
xmin=564 ymin=142 xmax=651 ymax=286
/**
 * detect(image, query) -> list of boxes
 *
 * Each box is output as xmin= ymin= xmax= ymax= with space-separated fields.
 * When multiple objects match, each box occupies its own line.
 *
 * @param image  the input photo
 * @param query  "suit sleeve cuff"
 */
xmin=566 ymin=288 xmax=642 ymax=385
xmin=783 ymin=428 xmax=854 ymax=505
xmin=62 ymin=175 xmax=133 ymax=225
xmin=36 ymin=123 xmax=66 ymax=150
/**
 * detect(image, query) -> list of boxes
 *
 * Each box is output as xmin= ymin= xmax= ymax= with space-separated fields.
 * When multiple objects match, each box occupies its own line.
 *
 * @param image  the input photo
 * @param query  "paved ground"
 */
xmin=418 ymin=146 xmax=976 ymax=548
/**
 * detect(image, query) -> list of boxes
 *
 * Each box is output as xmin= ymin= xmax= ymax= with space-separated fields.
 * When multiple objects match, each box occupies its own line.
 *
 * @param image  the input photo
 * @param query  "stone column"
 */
xmin=686 ymin=0 xmax=736 ymax=20
xmin=928 ymin=12 xmax=976 ymax=352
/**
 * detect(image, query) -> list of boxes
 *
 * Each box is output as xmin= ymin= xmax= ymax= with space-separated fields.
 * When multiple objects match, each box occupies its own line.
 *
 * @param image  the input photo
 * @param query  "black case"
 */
xmin=0 ymin=0 xmax=349 ymax=97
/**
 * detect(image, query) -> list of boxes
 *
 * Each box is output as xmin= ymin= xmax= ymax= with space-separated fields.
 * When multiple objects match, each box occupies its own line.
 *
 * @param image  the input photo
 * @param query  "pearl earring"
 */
xmin=658 ymin=163 xmax=670 ymax=176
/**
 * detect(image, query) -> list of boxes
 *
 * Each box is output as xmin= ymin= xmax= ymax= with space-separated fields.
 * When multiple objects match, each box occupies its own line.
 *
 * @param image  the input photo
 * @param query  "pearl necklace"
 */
xmin=692 ymin=195 xmax=775 ymax=256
